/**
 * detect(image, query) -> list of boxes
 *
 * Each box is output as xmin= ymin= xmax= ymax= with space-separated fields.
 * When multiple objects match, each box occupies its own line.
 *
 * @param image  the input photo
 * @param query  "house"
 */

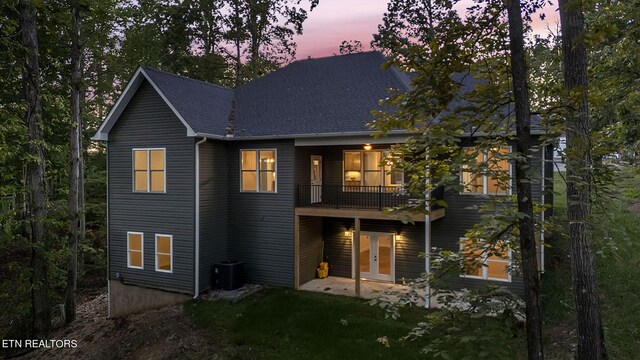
xmin=92 ymin=51 xmax=554 ymax=317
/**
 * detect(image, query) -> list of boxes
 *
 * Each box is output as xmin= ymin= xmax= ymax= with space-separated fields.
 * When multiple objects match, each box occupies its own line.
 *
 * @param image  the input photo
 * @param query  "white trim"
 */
xmin=194 ymin=137 xmax=207 ymax=297
xmin=351 ymin=231 xmax=396 ymax=283
xmin=424 ymin=151 xmax=431 ymax=308
xmin=540 ymin=146 xmax=546 ymax=273
xmin=459 ymin=145 xmax=513 ymax=196
xmin=126 ymin=231 xmax=144 ymax=269
xmin=106 ymin=143 xmax=111 ymax=317
xmin=459 ymin=237 xmax=512 ymax=283
xmin=155 ymin=234 xmax=173 ymax=273
xmin=132 ymin=148 xmax=166 ymax=193
xmin=92 ymin=67 xmax=196 ymax=141
xmin=239 ymin=149 xmax=278 ymax=193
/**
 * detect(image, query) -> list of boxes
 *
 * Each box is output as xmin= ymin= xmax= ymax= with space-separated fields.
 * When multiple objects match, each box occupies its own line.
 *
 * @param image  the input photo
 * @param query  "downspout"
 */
xmin=424 ymin=152 xmax=431 ymax=309
xmin=106 ymin=143 xmax=111 ymax=317
xmin=540 ymin=146 xmax=546 ymax=273
xmin=194 ymin=137 xmax=207 ymax=298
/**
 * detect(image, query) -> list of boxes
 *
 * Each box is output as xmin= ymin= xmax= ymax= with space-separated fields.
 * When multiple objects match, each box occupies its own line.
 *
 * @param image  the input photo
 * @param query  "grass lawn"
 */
xmin=186 ymin=288 xmax=527 ymax=359
xmin=543 ymin=165 xmax=640 ymax=359
xmin=186 ymin=289 xmax=430 ymax=359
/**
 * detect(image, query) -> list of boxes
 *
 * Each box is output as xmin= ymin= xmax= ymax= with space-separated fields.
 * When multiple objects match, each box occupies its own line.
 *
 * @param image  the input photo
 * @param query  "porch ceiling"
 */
xmin=294 ymin=207 xmax=445 ymax=222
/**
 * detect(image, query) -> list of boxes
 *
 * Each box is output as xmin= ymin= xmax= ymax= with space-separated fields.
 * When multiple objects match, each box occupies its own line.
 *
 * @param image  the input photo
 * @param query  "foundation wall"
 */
xmin=108 ymin=280 xmax=190 ymax=317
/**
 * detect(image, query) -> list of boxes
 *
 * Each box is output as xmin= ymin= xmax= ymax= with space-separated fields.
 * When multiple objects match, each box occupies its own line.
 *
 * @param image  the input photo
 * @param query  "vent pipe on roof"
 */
xmin=225 ymin=98 xmax=237 ymax=138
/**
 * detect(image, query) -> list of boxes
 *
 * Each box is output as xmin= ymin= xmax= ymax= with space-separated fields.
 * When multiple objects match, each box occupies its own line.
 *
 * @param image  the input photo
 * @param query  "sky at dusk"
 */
xmin=293 ymin=0 xmax=560 ymax=59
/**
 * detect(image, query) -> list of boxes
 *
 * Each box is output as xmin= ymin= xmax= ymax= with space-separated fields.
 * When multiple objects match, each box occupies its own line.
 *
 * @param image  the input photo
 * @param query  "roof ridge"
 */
xmin=142 ymin=66 xmax=233 ymax=92
xmin=291 ymin=50 xmax=384 ymax=64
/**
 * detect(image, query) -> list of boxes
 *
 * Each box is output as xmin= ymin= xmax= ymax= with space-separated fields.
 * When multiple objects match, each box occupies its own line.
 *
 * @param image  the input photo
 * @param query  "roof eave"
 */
xmin=91 ymin=67 xmax=197 ymax=141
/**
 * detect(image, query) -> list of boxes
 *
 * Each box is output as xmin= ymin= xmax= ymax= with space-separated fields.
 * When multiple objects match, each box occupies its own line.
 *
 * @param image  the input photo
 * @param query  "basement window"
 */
xmin=155 ymin=234 xmax=173 ymax=273
xmin=459 ymin=238 xmax=511 ymax=282
xmin=127 ymin=232 xmax=144 ymax=269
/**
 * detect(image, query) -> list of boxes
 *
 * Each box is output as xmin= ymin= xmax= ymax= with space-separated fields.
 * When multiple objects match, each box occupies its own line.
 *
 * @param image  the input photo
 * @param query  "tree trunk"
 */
xmin=65 ymin=0 xmax=82 ymax=325
xmin=505 ymin=1 xmax=544 ymax=358
xmin=558 ymin=0 xmax=607 ymax=358
xmin=232 ymin=0 xmax=243 ymax=87
xmin=19 ymin=0 xmax=50 ymax=338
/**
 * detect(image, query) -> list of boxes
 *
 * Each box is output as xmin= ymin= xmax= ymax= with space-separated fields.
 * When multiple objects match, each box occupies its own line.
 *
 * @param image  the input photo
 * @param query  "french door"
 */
xmin=355 ymin=232 xmax=394 ymax=282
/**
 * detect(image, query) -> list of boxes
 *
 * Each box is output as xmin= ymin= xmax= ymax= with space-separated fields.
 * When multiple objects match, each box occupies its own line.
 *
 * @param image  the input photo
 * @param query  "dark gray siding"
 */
xmin=321 ymin=218 xmax=425 ymax=283
xmin=199 ymin=141 xmax=228 ymax=291
xmin=298 ymin=216 xmax=323 ymax=286
xmin=227 ymin=140 xmax=295 ymax=287
xmin=323 ymin=218 xmax=353 ymax=278
xmin=108 ymin=80 xmax=195 ymax=294
xmin=428 ymin=138 xmax=549 ymax=296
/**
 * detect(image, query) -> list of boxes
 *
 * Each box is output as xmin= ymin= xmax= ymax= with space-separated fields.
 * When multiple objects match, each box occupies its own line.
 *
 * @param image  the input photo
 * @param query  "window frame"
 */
xmin=459 ymin=237 xmax=512 ymax=283
xmin=154 ymin=234 xmax=173 ymax=273
xmin=342 ymin=150 xmax=404 ymax=188
xmin=132 ymin=148 xmax=166 ymax=193
xmin=459 ymin=146 xmax=513 ymax=196
xmin=126 ymin=231 xmax=144 ymax=269
xmin=239 ymin=149 xmax=278 ymax=193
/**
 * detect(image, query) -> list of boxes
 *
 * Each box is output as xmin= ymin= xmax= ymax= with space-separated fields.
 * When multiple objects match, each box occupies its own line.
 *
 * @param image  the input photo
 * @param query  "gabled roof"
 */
xmin=232 ymin=51 xmax=411 ymax=137
xmin=92 ymin=51 xmax=544 ymax=141
xmin=92 ymin=51 xmax=411 ymax=141
xmin=92 ymin=67 xmax=233 ymax=141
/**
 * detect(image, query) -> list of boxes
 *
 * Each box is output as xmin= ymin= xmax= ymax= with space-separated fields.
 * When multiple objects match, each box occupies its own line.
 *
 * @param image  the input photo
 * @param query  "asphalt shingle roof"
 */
xmin=233 ymin=51 xmax=411 ymax=137
xmin=142 ymin=67 xmax=234 ymax=135
xmin=121 ymin=52 xmax=540 ymax=139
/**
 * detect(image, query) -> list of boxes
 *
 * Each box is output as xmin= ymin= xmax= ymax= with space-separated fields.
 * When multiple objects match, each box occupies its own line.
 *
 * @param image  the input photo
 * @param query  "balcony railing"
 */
xmin=296 ymin=184 xmax=444 ymax=211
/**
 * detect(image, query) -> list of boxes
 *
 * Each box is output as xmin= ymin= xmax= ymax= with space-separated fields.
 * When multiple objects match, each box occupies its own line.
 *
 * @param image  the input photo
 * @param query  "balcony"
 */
xmin=295 ymin=184 xmax=445 ymax=221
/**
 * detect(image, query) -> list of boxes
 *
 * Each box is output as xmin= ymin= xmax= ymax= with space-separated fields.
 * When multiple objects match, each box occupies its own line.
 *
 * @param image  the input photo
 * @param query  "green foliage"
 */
xmin=588 ymin=0 xmax=640 ymax=152
xmin=543 ymin=167 xmax=640 ymax=358
xmin=186 ymin=288 xmax=524 ymax=359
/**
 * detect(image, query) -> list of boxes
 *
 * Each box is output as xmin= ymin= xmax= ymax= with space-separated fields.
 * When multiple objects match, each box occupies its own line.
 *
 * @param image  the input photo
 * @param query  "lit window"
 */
xmin=127 ymin=232 xmax=144 ymax=269
xmin=133 ymin=148 xmax=165 ymax=192
xmin=241 ymin=150 xmax=276 ymax=192
xmin=461 ymin=146 xmax=511 ymax=195
xmin=460 ymin=238 xmax=511 ymax=282
xmin=343 ymin=150 xmax=403 ymax=188
xmin=155 ymin=234 xmax=173 ymax=273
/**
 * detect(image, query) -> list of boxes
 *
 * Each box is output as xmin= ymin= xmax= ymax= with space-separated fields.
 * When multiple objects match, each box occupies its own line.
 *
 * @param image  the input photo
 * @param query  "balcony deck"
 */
xmin=295 ymin=184 xmax=445 ymax=222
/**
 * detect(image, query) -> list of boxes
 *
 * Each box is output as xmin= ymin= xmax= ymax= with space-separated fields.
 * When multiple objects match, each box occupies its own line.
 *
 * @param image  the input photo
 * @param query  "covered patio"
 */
xmin=299 ymin=276 xmax=439 ymax=308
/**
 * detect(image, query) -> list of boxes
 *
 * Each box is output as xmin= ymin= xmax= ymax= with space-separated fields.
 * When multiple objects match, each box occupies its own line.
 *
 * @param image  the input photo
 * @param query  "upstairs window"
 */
xmin=127 ymin=232 xmax=144 ymax=269
xmin=460 ymin=146 xmax=511 ymax=195
xmin=460 ymin=238 xmax=511 ymax=282
xmin=241 ymin=150 xmax=277 ymax=192
xmin=133 ymin=148 xmax=165 ymax=192
xmin=343 ymin=150 xmax=403 ymax=188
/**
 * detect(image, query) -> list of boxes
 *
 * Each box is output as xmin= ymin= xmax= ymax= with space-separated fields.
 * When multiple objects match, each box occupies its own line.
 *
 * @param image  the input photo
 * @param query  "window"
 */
xmin=133 ymin=148 xmax=165 ymax=192
xmin=460 ymin=238 xmax=511 ymax=282
xmin=127 ymin=232 xmax=144 ymax=269
xmin=155 ymin=234 xmax=173 ymax=273
xmin=343 ymin=150 xmax=403 ymax=187
xmin=460 ymin=146 xmax=511 ymax=195
xmin=241 ymin=150 xmax=276 ymax=192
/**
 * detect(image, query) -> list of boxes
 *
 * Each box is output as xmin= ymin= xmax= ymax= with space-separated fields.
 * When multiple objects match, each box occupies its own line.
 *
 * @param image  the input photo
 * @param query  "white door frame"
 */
xmin=352 ymin=231 xmax=395 ymax=282
xmin=310 ymin=155 xmax=322 ymax=203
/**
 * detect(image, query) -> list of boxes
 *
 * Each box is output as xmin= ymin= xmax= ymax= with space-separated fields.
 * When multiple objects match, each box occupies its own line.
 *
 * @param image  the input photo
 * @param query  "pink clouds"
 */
xmin=294 ymin=0 xmax=559 ymax=59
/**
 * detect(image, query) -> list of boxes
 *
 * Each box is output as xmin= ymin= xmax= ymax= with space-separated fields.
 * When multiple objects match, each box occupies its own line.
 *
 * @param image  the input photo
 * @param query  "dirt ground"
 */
xmin=17 ymin=292 xmax=222 ymax=360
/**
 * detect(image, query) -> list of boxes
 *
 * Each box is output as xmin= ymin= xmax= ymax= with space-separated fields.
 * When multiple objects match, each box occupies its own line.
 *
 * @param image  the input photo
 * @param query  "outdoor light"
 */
xmin=363 ymin=143 xmax=372 ymax=150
